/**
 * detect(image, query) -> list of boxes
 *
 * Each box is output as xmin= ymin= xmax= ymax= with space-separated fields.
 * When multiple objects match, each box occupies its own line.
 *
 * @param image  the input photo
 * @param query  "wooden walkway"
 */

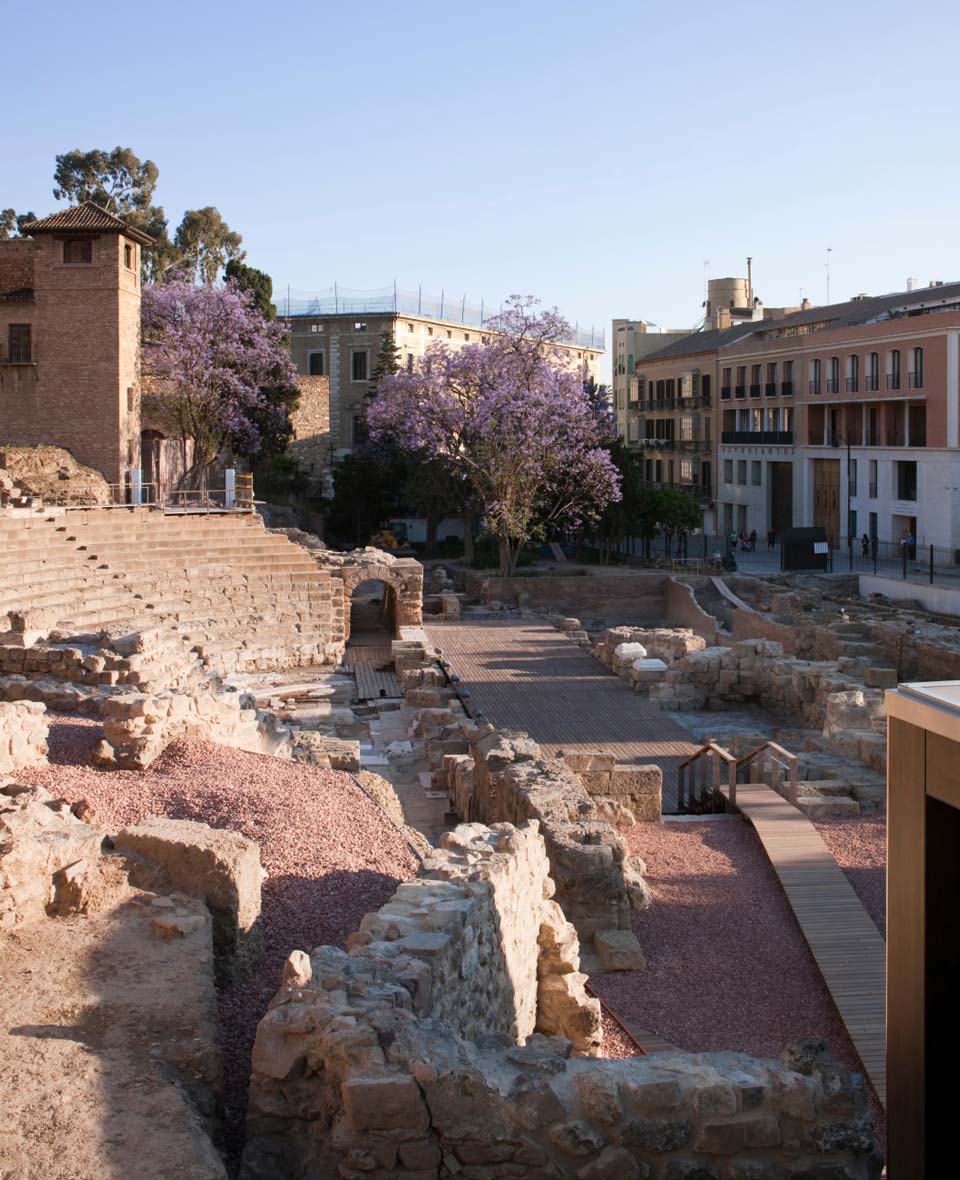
xmin=731 ymin=782 xmax=886 ymax=1107
xmin=344 ymin=645 xmax=401 ymax=701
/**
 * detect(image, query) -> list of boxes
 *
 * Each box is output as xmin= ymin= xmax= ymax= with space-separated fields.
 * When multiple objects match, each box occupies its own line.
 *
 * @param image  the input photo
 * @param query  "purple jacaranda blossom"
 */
xmin=141 ymin=279 xmax=298 ymax=485
xmin=366 ymin=296 xmax=620 ymax=574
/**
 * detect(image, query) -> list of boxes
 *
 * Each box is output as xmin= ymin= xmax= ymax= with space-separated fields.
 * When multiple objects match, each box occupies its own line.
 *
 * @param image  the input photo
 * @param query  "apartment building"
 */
xmin=281 ymin=287 xmax=605 ymax=455
xmin=612 ymin=319 xmax=689 ymax=440
xmin=630 ymin=279 xmax=960 ymax=548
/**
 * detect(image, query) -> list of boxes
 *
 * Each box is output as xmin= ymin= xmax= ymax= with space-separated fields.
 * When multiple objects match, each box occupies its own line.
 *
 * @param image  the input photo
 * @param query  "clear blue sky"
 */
xmin=4 ymin=0 xmax=960 ymax=380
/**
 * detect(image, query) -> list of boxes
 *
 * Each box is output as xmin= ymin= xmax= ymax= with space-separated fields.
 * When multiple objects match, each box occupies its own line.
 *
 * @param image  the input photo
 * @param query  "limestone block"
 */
xmin=0 ymin=784 xmax=106 ymax=926
xmin=595 ymin=928 xmax=646 ymax=971
xmin=863 ymin=666 xmax=897 ymax=688
xmin=614 ymin=642 xmax=647 ymax=660
xmin=115 ymin=816 xmax=261 ymax=974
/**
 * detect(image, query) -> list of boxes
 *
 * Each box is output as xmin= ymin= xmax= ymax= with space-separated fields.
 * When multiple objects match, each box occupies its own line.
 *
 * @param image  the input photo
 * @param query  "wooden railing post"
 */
xmin=728 ymin=760 xmax=737 ymax=809
xmin=789 ymin=758 xmax=798 ymax=806
xmin=678 ymin=764 xmax=685 ymax=811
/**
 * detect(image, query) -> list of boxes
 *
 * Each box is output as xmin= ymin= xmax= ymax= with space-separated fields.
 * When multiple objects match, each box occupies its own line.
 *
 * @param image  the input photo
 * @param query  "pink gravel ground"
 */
xmin=21 ymin=714 xmax=420 ymax=1167
xmin=812 ymin=816 xmax=887 ymax=935
xmin=592 ymin=816 xmax=871 ymax=1073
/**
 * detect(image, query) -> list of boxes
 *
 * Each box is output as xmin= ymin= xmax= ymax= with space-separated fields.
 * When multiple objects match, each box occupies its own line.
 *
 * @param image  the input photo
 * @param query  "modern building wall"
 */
xmin=629 ymin=280 xmax=960 ymax=547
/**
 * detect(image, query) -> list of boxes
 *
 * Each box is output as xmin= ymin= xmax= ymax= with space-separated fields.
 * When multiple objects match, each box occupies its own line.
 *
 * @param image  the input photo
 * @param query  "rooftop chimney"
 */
xmin=907 ymin=277 xmax=918 ymax=292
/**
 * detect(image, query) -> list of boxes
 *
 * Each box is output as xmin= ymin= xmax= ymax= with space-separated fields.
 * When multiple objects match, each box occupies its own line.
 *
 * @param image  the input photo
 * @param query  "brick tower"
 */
xmin=0 ymin=202 xmax=153 ymax=484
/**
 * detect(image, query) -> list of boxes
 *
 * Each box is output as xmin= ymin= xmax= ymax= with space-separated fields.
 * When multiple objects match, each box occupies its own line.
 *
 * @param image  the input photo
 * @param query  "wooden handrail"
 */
xmin=734 ymin=740 xmax=799 ymax=806
xmin=678 ymin=740 xmax=736 ymax=770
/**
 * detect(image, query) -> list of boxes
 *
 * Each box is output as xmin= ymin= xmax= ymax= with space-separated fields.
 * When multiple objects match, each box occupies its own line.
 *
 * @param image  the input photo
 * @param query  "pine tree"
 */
xmin=367 ymin=326 xmax=401 ymax=400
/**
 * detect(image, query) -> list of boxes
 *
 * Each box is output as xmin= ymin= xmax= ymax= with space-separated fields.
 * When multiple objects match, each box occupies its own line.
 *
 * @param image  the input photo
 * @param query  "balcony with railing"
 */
xmin=908 ymin=370 xmax=924 ymax=388
xmin=809 ymin=380 xmax=821 ymax=394
xmin=721 ymin=385 xmax=732 ymax=400
xmin=676 ymin=439 xmax=713 ymax=453
xmin=826 ymin=378 xmax=840 ymax=393
xmin=1 ymin=344 xmax=33 ymax=364
xmin=886 ymin=372 xmax=901 ymax=390
xmin=749 ymin=383 xmax=762 ymax=398
xmin=721 ymin=430 xmax=794 ymax=446
xmin=781 ymin=380 xmax=793 ymax=396
xmin=845 ymin=377 xmax=859 ymax=392
xmin=764 ymin=382 xmax=777 ymax=397
xmin=864 ymin=374 xmax=879 ymax=391
xmin=868 ymin=482 xmax=878 ymax=497
xmin=734 ymin=385 xmax=746 ymax=399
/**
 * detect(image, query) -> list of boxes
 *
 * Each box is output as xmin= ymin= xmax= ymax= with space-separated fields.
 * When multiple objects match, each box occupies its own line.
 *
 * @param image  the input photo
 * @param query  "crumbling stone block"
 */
xmin=115 ymin=816 xmax=261 ymax=975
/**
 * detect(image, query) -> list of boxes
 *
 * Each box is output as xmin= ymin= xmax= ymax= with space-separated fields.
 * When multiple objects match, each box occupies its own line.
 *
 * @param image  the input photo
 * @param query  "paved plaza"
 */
xmin=425 ymin=618 xmax=699 ymax=811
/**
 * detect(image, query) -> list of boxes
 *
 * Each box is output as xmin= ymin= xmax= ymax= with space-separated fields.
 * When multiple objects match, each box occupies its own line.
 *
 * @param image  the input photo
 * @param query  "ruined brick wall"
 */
xmin=287 ymin=374 xmax=330 ymax=479
xmin=242 ymin=821 xmax=881 ymax=1180
xmin=0 ymin=700 xmax=48 ymax=773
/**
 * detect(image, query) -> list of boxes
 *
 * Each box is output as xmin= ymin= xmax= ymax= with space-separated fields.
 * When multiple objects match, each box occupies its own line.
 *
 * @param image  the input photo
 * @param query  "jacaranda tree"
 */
xmin=366 ymin=296 xmax=620 ymax=575
xmin=141 ymin=279 xmax=298 ymax=487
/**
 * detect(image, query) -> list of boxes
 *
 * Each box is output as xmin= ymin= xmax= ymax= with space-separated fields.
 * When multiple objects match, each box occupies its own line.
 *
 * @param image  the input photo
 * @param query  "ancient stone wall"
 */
xmin=463 ymin=570 xmax=669 ymax=621
xmin=393 ymin=633 xmax=653 ymax=942
xmin=92 ymin=687 xmax=289 ymax=770
xmin=287 ymin=374 xmax=330 ymax=481
xmin=650 ymin=639 xmax=888 ymax=773
xmin=0 ymin=699 xmax=48 ymax=774
xmin=243 ymin=820 xmax=880 ymax=1180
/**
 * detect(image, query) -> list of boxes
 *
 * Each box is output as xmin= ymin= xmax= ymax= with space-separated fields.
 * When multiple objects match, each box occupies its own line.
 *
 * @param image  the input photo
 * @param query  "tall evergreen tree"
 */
xmin=367 ymin=326 xmax=401 ymax=400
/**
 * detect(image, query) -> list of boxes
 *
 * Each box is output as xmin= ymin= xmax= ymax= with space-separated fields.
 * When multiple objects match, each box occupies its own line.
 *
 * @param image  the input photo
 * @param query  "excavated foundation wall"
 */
xmin=650 ymin=639 xmax=888 ymax=773
xmin=242 ymin=820 xmax=881 ymax=1180
xmin=394 ymin=633 xmax=653 ymax=939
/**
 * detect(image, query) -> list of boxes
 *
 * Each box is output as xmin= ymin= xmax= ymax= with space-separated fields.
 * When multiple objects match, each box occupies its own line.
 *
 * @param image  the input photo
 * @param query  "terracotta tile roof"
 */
xmin=21 ymin=201 xmax=154 ymax=245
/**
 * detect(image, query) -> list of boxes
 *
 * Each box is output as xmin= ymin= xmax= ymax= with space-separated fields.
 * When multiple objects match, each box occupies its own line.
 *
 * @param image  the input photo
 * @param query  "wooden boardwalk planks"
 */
xmin=731 ymin=782 xmax=887 ymax=1107
xmin=344 ymin=645 xmax=401 ymax=701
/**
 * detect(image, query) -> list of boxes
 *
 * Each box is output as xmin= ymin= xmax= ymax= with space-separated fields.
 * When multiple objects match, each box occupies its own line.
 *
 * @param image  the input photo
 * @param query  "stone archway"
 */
xmin=336 ymin=551 xmax=423 ymax=644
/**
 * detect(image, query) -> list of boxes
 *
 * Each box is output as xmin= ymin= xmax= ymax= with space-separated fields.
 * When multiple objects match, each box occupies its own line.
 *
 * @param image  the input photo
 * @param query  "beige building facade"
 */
xmin=282 ymin=292 xmax=604 ymax=455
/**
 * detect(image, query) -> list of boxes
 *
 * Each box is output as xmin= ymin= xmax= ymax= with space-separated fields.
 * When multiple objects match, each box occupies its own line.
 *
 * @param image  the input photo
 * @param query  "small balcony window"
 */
xmin=308 ymin=351 xmax=324 ymax=376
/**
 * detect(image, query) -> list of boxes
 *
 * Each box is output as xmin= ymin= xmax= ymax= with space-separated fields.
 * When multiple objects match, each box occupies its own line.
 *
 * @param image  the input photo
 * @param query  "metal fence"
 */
xmin=273 ymin=284 xmax=605 ymax=350
xmin=575 ymin=531 xmax=960 ymax=589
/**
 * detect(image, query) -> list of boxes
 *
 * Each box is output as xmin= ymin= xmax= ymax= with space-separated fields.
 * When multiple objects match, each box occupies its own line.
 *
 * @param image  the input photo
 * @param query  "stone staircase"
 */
xmin=828 ymin=619 xmax=898 ymax=688
xmin=0 ymin=510 xmax=345 ymax=674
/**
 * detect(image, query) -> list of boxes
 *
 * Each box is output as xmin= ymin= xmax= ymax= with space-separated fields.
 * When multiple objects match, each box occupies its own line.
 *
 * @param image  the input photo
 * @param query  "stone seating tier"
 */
xmin=0 ymin=511 xmax=347 ymax=674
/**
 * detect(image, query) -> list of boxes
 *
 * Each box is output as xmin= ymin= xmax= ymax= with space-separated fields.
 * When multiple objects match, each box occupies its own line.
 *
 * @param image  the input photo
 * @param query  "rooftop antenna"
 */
xmin=826 ymin=247 xmax=832 ymax=304
xmin=746 ymin=256 xmax=753 ymax=304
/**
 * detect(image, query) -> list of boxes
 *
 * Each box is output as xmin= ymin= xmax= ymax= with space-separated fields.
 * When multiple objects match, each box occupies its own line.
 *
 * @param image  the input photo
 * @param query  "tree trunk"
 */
xmin=497 ymin=536 xmax=512 ymax=577
xmin=425 ymin=513 xmax=439 ymax=557
xmin=461 ymin=512 xmax=475 ymax=563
